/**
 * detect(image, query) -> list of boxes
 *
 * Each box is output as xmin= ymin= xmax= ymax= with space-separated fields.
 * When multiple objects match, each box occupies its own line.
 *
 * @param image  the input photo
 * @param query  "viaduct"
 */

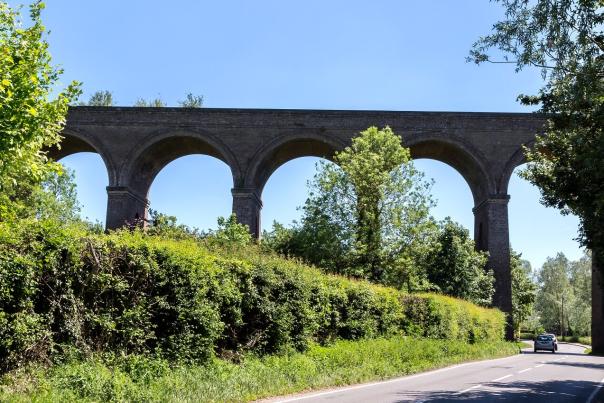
xmin=52 ymin=106 xmax=598 ymax=341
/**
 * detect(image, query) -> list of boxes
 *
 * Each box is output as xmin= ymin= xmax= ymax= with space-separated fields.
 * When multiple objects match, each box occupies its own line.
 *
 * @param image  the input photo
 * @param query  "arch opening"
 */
xmin=127 ymin=135 xmax=237 ymax=199
xmin=56 ymin=152 xmax=109 ymax=226
xmin=147 ymin=154 xmax=234 ymax=231
xmin=508 ymin=163 xmax=583 ymax=270
xmin=413 ymin=159 xmax=475 ymax=232
xmin=408 ymin=139 xmax=490 ymax=205
xmin=247 ymin=135 xmax=342 ymax=193
xmin=262 ymin=156 xmax=336 ymax=234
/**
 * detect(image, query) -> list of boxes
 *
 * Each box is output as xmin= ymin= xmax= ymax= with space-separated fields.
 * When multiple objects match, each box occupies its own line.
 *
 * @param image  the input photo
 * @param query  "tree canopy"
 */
xmin=0 ymin=1 xmax=80 ymax=218
xmin=470 ymin=0 xmax=604 ymax=261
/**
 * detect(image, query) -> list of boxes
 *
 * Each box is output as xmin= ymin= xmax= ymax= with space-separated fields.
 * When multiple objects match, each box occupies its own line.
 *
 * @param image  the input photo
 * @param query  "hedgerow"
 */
xmin=0 ymin=219 xmax=506 ymax=372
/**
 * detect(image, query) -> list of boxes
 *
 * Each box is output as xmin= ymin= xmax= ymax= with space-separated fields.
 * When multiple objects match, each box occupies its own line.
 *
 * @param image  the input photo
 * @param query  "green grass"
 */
xmin=0 ymin=336 xmax=519 ymax=403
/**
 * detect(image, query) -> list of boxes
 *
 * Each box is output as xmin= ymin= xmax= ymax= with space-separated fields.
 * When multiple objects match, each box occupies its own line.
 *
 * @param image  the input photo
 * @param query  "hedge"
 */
xmin=0 ymin=219 xmax=506 ymax=372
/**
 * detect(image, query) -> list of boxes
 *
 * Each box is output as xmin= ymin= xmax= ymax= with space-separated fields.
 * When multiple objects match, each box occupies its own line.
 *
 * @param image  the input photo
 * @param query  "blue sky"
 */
xmin=33 ymin=0 xmax=582 ymax=269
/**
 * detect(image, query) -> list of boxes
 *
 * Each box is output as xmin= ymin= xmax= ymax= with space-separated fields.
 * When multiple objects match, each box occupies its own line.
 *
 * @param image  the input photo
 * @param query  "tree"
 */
xmin=0 ymin=1 xmax=80 ymax=219
xmin=79 ymin=90 xmax=113 ymax=106
xmin=423 ymin=218 xmax=494 ymax=306
xmin=511 ymin=251 xmax=537 ymax=338
xmin=179 ymin=92 xmax=203 ymax=108
xmin=535 ymin=253 xmax=574 ymax=335
xmin=568 ymin=253 xmax=592 ymax=335
xmin=470 ymin=0 xmax=604 ymax=352
xmin=265 ymin=126 xmax=435 ymax=287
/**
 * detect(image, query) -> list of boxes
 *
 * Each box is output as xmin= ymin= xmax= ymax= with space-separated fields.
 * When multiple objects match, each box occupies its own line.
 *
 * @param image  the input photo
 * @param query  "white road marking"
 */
xmin=458 ymin=384 xmax=482 ymax=394
xmin=535 ymin=364 xmax=545 ymax=367
xmin=492 ymin=374 xmax=513 ymax=382
xmin=273 ymin=354 xmax=524 ymax=402
xmin=518 ymin=368 xmax=533 ymax=374
xmin=587 ymin=376 xmax=604 ymax=403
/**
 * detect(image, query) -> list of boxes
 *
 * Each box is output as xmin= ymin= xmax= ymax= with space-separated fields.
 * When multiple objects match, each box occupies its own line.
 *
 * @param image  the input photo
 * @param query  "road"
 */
xmin=267 ymin=343 xmax=604 ymax=403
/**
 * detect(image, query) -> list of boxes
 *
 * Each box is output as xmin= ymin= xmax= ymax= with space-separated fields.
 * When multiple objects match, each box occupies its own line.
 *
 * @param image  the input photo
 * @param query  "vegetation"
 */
xmin=0 ymin=1 xmax=80 ymax=220
xmin=134 ymin=97 xmax=166 ymax=107
xmin=511 ymin=252 xmax=537 ymax=339
xmin=0 ymin=217 xmax=507 ymax=373
xmin=78 ymin=90 xmax=114 ymax=106
xmin=178 ymin=92 xmax=204 ymax=108
xmin=0 ymin=337 xmax=519 ymax=402
xmin=471 ymin=0 xmax=603 ymax=351
xmin=264 ymin=127 xmax=494 ymax=306
xmin=534 ymin=252 xmax=592 ymax=337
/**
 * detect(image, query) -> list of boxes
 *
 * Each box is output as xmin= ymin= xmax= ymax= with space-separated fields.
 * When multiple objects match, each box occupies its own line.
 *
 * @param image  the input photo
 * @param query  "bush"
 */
xmin=0 ymin=219 xmax=507 ymax=372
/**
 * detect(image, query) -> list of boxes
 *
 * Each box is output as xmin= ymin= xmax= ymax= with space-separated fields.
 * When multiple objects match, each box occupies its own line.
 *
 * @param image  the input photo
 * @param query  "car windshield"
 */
xmin=537 ymin=335 xmax=552 ymax=341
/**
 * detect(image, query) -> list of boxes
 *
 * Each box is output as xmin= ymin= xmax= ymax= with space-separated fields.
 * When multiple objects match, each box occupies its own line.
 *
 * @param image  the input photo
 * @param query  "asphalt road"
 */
xmin=267 ymin=343 xmax=604 ymax=403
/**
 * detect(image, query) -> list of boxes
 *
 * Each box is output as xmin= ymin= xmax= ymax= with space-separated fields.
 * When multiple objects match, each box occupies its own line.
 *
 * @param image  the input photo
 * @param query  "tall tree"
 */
xmin=511 ymin=251 xmax=537 ymax=338
xmin=266 ymin=126 xmax=435 ymax=285
xmin=470 ymin=0 xmax=604 ymax=353
xmin=536 ymin=253 xmax=574 ymax=335
xmin=0 ymin=1 xmax=80 ymax=219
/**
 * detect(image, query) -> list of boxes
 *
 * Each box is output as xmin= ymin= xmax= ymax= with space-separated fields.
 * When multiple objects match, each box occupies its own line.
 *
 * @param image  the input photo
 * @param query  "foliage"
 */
xmin=0 ymin=218 xmax=506 ymax=373
xmin=421 ymin=219 xmax=493 ymax=306
xmin=133 ymin=97 xmax=166 ymax=107
xmin=265 ymin=126 xmax=435 ymax=287
xmin=534 ymin=252 xmax=591 ymax=336
xmin=178 ymin=92 xmax=204 ymax=108
xmin=78 ymin=90 xmax=113 ymax=106
xmin=511 ymin=251 xmax=537 ymax=338
xmin=208 ymin=214 xmax=251 ymax=246
xmin=0 ymin=337 xmax=519 ymax=403
xmin=0 ymin=1 xmax=80 ymax=218
xmin=470 ymin=0 xmax=604 ymax=277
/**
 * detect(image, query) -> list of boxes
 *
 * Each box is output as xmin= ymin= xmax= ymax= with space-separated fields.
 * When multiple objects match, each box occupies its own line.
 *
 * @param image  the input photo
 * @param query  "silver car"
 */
xmin=534 ymin=334 xmax=556 ymax=353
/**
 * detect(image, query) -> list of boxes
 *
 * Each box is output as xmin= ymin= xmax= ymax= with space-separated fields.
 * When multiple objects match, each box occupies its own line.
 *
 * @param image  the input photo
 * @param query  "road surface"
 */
xmin=266 ymin=343 xmax=604 ymax=402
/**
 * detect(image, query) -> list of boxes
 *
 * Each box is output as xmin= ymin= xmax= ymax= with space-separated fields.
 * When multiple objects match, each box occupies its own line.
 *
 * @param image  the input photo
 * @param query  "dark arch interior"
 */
xmin=409 ymin=140 xmax=488 ymax=204
xmin=130 ymin=136 xmax=232 ymax=197
xmin=254 ymin=138 xmax=338 ymax=192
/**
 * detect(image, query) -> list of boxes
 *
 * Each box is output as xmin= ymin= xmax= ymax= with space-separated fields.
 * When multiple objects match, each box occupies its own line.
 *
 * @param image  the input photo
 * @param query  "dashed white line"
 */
xmin=458 ymin=384 xmax=482 ymax=394
xmin=492 ymin=374 xmax=513 ymax=382
xmin=518 ymin=368 xmax=533 ymax=374
xmin=535 ymin=364 xmax=545 ymax=367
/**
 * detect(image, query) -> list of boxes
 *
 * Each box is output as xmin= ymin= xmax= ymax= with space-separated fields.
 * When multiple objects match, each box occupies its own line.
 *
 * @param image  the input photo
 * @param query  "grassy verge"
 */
xmin=0 ymin=336 xmax=519 ymax=403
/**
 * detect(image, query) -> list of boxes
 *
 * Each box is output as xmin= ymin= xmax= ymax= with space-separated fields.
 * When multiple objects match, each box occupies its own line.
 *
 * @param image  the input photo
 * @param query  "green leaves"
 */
xmin=0 ymin=1 xmax=80 ymax=217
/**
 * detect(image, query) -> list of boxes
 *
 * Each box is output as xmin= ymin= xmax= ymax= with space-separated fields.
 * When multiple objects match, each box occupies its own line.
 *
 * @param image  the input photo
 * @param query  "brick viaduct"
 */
xmin=52 ymin=106 xmax=558 ymax=339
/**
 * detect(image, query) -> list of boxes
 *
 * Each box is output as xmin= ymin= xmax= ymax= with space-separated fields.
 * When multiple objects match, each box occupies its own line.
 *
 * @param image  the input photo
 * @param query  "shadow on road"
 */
xmin=394 ymin=379 xmax=604 ymax=402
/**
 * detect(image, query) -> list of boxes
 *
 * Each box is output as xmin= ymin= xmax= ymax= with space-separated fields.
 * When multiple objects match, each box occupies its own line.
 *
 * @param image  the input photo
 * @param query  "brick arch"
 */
xmin=405 ymin=136 xmax=493 ymax=205
xmin=46 ymin=129 xmax=118 ymax=185
xmin=498 ymin=140 xmax=535 ymax=194
xmin=245 ymin=132 xmax=346 ymax=193
xmin=124 ymin=129 xmax=241 ymax=198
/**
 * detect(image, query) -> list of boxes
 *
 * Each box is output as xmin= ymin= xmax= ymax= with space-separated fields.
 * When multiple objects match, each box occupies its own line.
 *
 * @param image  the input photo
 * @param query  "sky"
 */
xmin=28 ymin=0 xmax=584 ymax=270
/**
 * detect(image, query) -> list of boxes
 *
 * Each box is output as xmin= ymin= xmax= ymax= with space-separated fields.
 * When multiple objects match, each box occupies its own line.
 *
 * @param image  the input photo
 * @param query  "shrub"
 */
xmin=0 ymin=219 xmax=506 ymax=372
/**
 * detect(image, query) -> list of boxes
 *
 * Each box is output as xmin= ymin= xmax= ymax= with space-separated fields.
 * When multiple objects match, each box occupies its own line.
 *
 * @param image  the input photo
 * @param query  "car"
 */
xmin=534 ymin=334 xmax=556 ymax=353
xmin=546 ymin=333 xmax=558 ymax=351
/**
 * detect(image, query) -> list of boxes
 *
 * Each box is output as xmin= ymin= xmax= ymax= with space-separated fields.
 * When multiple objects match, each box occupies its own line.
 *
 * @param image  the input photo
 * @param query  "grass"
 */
xmin=0 ymin=336 xmax=519 ymax=403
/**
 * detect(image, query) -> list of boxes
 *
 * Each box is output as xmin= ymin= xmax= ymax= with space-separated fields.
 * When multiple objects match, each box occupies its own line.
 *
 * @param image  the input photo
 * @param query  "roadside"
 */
xmin=263 ymin=343 xmax=604 ymax=403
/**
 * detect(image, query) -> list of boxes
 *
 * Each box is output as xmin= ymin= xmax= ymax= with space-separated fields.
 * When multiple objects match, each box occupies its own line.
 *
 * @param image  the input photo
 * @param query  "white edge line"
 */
xmin=518 ymin=368 xmax=533 ymax=374
xmin=458 ymin=384 xmax=482 ymax=394
xmin=587 ymin=376 xmax=604 ymax=403
xmin=273 ymin=353 xmax=524 ymax=403
xmin=492 ymin=374 xmax=513 ymax=382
